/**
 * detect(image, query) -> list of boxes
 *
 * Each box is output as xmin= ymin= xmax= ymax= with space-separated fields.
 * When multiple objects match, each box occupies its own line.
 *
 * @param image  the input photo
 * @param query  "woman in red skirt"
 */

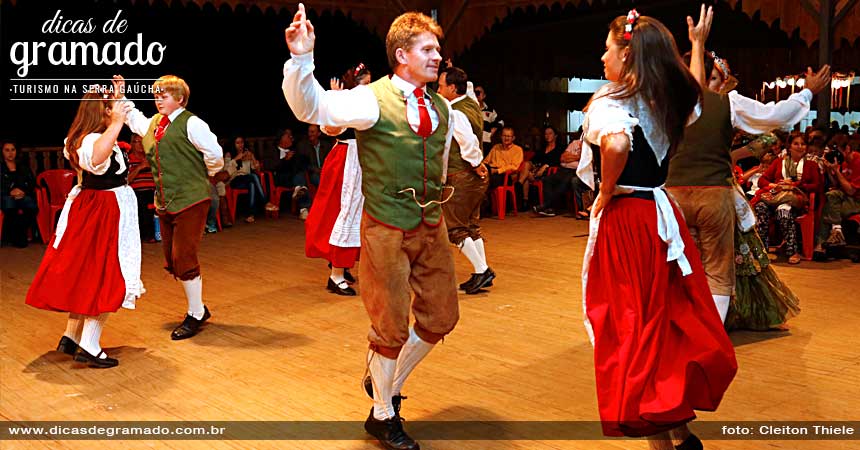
xmin=26 ymin=88 xmax=144 ymax=368
xmin=577 ymin=9 xmax=737 ymax=449
xmin=305 ymin=63 xmax=371 ymax=296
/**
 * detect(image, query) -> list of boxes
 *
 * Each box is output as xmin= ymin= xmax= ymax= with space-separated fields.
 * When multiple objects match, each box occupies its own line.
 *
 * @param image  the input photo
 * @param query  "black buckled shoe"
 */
xmin=74 ymin=347 xmax=119 ymax=368
xmin=363 ymin=375 xmax=405 ymax=415
xmin=56 ymin=336 xmax=79 ymax=356
xmin=465 ymin=267 xmax=496 ymax=294
xmin=364 ymin=407 xmax=419 ymax=450
xmin=171 ymin=306 xmax=211 ymax=340
xmin=675 ymin=433 xmax=703 ymax=450
xmin=327 ymin=278 xmax=357 ymax=296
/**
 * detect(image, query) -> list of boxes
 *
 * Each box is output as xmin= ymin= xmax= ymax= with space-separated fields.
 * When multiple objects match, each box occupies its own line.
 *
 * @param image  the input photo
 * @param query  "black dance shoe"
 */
xmin=327 ymin=278 xmax=357 ymax=296
xmin=56 ymin=336 xmax=79 ymax=356
xmin=364 ymin=408 xmax=419 ymax=450
xmin=74 ymin=348 xmax=119 ymax=368
xmin=465 ymin=267 xmax=496 ymax=294
xmin=675 ymin=433 xmax=703 ymax=450
xmin=459 ymin=274 xmax=479 ymax=291
xmin=170 ymin=306 xmax=211 ymax=340
xmin=329 ymin=263 xmax=356 ymax=284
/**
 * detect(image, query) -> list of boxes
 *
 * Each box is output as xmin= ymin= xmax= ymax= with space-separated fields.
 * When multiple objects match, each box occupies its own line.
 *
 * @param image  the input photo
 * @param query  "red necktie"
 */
xmin=154 ymin=115 xmax=170 ymax=142
xmin=413 ymin=88 xmax=432 ymax=138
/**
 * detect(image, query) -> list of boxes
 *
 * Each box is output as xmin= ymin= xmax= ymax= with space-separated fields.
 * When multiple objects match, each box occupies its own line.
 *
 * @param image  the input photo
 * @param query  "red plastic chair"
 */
xmin=794 ymin=192 xmax=818 ymax=260
xmin=225 ymin=185 xmax=249 ymax=224
xmin=267 ymin=171 xmax=313 ymax=219
xmin=490 ymin=171 xmax=518 ymax=220
xmin=35 ymin=169 xmax=76 ymax=243
xmin=0 ymin=210 xmax=4 ymax=242
xmin=532 ymin=166 xmax=556 ymax=209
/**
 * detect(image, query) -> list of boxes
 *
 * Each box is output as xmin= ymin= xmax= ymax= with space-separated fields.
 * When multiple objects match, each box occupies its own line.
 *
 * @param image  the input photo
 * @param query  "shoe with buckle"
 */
xmin=73 ymin=347 xmax=119 ymax=368
xmin=364 ymin=407 xmax=419 ymax=450
xmin=171 ymin=306 xmax=211 ymax=340
xmin=465 ymin=267 xmax=496 ymax=294
xmin=363 ymin=375 xmax=405 ymax=415
xmin=56 ymin=336 xmax=79 ymax=356
xmin=327 ymin=278 xmax=356 ymax=296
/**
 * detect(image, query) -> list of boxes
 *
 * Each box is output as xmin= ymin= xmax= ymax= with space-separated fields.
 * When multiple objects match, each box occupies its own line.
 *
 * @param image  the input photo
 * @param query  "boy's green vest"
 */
xmin=356 ymin=77 xmax=449 ymax=230
xmin=141 ymin=110 xmax=211 ymax=213
xmin=447 ymin=96 xmax=483 ymax=175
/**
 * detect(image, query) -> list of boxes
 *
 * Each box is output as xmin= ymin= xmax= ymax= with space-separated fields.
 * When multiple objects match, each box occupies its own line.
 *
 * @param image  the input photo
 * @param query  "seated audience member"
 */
xmin=295 ymin=124 xmax=331 ymax=187
xmin=754 ymin=132 xmax=821 ymax=264
xmin=532 ymin=137 xmax=590 ymax=217
xmin=273 ymin=129 xmax=312 ymax=218
xmin=1 ymin=141 xmax=38 ymax=247
xmin=518 ymin=126 xmax=565 ymax=208
xmin=815 ymin=134 xmax=860 ymax=253
xmin=483 ymin=127 xmax=523 ymax=192
xmin=229 ymin=136 xmax=269 ymax=223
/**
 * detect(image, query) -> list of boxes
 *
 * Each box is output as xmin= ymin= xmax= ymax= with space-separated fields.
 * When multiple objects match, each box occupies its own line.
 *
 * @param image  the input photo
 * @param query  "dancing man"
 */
xmin=283 ymin=5 xmax=459 ymax=450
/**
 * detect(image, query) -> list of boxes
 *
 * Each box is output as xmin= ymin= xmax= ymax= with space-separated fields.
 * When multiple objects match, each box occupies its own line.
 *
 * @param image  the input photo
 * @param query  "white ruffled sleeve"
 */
xmin=576 ymin=93 xmax=639 ymax=189
xmin=64 ymin=133 xmax=112 ymax=175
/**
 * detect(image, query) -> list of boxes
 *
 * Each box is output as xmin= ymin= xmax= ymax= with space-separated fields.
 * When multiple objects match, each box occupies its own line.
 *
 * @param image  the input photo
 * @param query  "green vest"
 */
xmin=447 ymin=96 xmax=483 ymax=175
xmin=666 ymin=90 xmax=734 ymax=187
xmin=356 ymin=77 xmax=449 ymax=230
xmin=142 ymin=110 xmax=211 ymax=213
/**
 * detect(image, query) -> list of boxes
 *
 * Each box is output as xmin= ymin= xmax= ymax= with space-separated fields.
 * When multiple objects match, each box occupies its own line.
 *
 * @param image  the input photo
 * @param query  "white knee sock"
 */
xmin=182 ymin=276 xmax=205 ymax=319
xmin=79 ymin=313 xmax=109 ymax=358
xmin=368 ymin=351 xmax=397 ymax=420
xmin=460 ymin=237 xmax=488 ymax=273
xmin=392 ymin=327 xmax=435 ymax=396
xmin=474 ymin=238 xmax=489 ymax=269
xmin=64 ymin=313 xmax=85 ymax=342
xmin=330 ymin=267 xmax=346 ymax=284
xmin=713 ymin=294 xmax=730 ymax=323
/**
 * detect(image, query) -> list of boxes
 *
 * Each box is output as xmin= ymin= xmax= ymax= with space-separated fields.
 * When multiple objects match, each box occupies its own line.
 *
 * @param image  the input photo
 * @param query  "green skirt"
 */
xmin=726 ymin=226 xmax=801 ymax=331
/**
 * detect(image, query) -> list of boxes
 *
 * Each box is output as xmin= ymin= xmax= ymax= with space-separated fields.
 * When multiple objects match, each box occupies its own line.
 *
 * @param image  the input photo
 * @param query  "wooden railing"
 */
xmin=19 ymin=136 xmax=280 ymax=175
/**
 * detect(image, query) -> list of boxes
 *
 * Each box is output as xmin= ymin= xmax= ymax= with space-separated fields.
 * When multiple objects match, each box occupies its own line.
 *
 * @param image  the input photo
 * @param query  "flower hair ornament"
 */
xmin=353 ymin=62 xmax=366 ymax=76
xmin=624 ymin=9 xmax=640 ymax=41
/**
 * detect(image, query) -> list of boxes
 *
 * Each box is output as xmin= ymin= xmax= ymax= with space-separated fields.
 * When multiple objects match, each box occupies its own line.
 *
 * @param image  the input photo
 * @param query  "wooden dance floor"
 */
xmin=2 ymin=214 xmax=859 ymax=450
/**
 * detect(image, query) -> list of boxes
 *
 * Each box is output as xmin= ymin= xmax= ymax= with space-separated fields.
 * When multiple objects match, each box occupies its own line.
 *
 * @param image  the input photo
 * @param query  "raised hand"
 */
xmin=687 ymin=4 xmax=713 ymax=46
xmin=111 ymin=75 xmax=126 ymax=99
xmin=804 ymin=65 xmax=832 ymax=94
xmin=329 ymin=77 xmax=343 ymax=91
xmin=285 ymin=3 xmax=315 ymax=55
xmin=110 ymin=99 xmax=131 ymax=125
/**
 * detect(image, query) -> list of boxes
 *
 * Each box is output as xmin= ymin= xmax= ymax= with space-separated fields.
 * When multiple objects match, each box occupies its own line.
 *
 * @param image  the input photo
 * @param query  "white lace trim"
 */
xmin=577 ymin=83 xmax=676 ymax=190
xmin=329 ymin=139 xmax=363 ymax=248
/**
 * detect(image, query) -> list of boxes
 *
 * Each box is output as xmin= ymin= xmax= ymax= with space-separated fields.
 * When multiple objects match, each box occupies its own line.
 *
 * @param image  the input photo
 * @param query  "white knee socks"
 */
xmin=392 ymin=327 xmax=435 ymax=396
xmin=64 ymin=313 xmax=85 ymax=343
xmin=79 ymin=313 xmax=109 ymax=358
xmin=460 ymin=237 xmax=488 ymax=273
xmin=330 ymin=266 xmax=346 ymax=284
xmin=368 ymin=351 xmax=397 ymax=420
xmin=474 ymin=238 xmax=488 ymax=270
xmin=182 ymin=276 xmax=205 ymax=319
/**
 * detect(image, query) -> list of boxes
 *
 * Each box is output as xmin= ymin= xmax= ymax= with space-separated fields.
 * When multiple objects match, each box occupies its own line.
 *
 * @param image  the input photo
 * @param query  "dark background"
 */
xmin=2 ymin=0 xmax=857 ymax=147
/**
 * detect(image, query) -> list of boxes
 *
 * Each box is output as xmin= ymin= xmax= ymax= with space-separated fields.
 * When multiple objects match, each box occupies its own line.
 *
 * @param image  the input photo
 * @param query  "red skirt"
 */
xmin=585 ymin=197 xmax=737 ymax=437
xmin=305 ymin=142 xmax=359 ymax=268
xmin=26 ymin=189 xmax=126 ymax=316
